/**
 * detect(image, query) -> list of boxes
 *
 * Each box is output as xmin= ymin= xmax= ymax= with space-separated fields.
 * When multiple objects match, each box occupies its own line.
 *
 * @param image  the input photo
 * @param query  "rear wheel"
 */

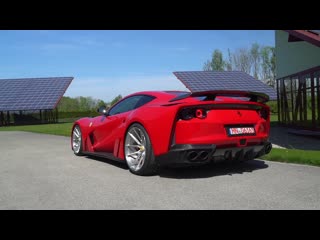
xmin=72 ymin=125 xmax=83 ymax=156
xmin=124 ymin=123 xmax=158 ymax=176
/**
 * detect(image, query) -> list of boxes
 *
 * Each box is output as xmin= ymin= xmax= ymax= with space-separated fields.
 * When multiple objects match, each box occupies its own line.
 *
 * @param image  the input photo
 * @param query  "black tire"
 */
xmin=124 ymin=123 xmax=159 ymax=176
xmin=72 ymin=125 xmax=83 ymax=156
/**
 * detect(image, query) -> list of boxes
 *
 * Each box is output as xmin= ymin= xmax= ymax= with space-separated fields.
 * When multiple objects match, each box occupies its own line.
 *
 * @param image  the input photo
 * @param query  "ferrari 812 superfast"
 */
xmin=71 ymin=90 xmax=272 ymax=175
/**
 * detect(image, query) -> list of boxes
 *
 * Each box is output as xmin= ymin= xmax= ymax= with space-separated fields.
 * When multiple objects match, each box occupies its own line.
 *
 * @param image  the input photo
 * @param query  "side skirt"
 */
xmin=82 ymin=151 xmax=124 ymax=163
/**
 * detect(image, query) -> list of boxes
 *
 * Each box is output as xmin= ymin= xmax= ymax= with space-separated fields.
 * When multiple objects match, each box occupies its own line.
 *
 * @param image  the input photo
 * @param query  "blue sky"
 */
xmin=0 ymin=30 xmax=275 ymax=102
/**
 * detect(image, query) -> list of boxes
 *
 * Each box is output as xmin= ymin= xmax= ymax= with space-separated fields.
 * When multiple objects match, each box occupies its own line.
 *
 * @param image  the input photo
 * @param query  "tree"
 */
xmin=250 ymin=43 xmax=260 ymax=79
xmin=232 ymin=47 xmax=252 ymax=74
xmin=261 ymin=46 xmax=276 ymax=87
xmin=110 ymin=95 xmax=122 ymax=106
xmin=97 ymin=99 xmax=107 ymax=108
xmin=270 ymin=47 xmax=276 ymax=87
xmin=77 ymin=96 xmax=100 ymax=111
xmin=202 ymin=44 xmax=276 ymax=87
xmin=57 ymin=96 xmax=110 ymax=112
xmin=57 ymin=96 xmax=79 ymax=112
xmin=203 ymin=49 xmax=225 ymax=71
xmin=225 ymin=48 xmax=233 ymax=71
xmin=211 ymin=49 xmax=225 ymax=71
xmin=203 ymin=60 xmax=212 ymax=71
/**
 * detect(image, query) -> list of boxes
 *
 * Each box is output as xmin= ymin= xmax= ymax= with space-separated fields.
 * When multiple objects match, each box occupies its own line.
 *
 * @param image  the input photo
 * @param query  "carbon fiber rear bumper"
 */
xmin=156 ymin=142 xmax=272 ymax=166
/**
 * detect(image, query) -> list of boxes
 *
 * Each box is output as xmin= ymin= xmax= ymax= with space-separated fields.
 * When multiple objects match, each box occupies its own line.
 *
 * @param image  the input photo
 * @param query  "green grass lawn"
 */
xmin=0 ymin=123 xmax=73 ymax=137
xmin=270 ymin=114 xmax=278 ymax=122
xmin=260 ymin=148 xmax=320 ymax=167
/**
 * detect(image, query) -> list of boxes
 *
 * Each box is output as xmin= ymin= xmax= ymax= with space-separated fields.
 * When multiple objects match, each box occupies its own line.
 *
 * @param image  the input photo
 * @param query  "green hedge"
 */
xmin=267 ymin=101 xmax=278 ymax=114
xmin=58 ymin=111 xmax=100 ymax=119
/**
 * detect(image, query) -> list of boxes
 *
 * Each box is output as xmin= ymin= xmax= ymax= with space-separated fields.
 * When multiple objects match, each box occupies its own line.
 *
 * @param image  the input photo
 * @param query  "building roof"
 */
xmin=173 ymin=71 xmax=277 ymax=100
xmin=0 ymin=77 xmax=73 ymax=111
xmin=284 ymin=30 xmax=320 ymax=47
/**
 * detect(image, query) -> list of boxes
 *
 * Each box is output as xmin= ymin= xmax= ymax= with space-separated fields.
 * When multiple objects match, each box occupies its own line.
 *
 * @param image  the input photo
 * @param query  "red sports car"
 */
xmin=71 ymin=90 xmax=272 ymax=175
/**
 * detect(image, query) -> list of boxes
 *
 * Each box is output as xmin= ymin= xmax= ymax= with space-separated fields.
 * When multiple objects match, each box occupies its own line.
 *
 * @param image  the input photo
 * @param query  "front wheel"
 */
xmin=124 ymin=123 xmax=158 ymax=176
xmin=72 ymin=125 xmax=83 ymax=156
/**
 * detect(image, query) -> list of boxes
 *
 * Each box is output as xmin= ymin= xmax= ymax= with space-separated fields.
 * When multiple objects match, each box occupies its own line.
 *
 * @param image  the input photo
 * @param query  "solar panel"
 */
xmin=173 ymin=71 xmax=277 ymax=100
xmin=310 ymin=30 xmax=320 ymax=35
xmin=0 ymin=77 xmax=73 ymax=111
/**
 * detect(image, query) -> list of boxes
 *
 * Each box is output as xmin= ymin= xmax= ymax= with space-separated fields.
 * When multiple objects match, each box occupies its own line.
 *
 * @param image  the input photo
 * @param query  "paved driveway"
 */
xmin=0 ymin=131 xmax=319 ymax=209
xmin=270 ymin=125 xmax=320 ymax=150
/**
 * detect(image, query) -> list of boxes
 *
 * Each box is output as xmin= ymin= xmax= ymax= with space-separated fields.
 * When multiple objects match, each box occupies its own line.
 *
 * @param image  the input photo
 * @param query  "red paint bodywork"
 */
xmin=71 ymin=91 xmax=270 ymax=161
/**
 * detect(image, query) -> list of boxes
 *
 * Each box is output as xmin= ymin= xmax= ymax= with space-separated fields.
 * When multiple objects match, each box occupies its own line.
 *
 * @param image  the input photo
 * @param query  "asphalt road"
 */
xmin=0 ymin=131 xmax=319 ymax=210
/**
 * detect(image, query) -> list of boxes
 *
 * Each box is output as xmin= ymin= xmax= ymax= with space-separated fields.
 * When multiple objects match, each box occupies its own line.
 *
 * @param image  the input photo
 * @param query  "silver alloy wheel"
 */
xmin=72 ymin=126 xmax=82 ymax=154
xmin=125 ymin=126 xmax=147 ymax=172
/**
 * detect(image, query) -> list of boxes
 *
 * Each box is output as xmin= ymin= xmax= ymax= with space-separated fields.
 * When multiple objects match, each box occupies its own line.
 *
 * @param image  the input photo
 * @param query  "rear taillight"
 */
xmin=195 ymin=109 xmax=207 ymax=119
xmin=179 ymin=108 xmax=207 ymax=120
xmin=258 ymin=108 xmax=269 ymax=120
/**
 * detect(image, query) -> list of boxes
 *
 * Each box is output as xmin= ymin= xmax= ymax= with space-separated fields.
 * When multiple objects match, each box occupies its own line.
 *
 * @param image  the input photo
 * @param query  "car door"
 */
xmin=92 ymin=95 xmax=143 ymax=153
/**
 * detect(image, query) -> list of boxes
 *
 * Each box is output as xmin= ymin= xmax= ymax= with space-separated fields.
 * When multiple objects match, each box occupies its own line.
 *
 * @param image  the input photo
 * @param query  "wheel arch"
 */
xmin=118 ymin=121 xmax=150 ymax=160
xmin=71 ymin=118 xmax=91 ymax=151
xmin=118 ymin=104 xmax=180 ymax=158
xmin=122 ymin=121 xmax=159 ymax=175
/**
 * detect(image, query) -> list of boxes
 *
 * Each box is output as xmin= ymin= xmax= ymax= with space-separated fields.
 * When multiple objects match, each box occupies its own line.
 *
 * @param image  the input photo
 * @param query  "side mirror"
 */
xmin=97 ymin=106 xmax=108 ymax=115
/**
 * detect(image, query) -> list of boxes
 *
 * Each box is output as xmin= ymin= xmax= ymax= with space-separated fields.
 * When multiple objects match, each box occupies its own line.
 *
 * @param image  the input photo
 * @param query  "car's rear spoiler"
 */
xmin=169 ymin=90 xmax=269 ymax=103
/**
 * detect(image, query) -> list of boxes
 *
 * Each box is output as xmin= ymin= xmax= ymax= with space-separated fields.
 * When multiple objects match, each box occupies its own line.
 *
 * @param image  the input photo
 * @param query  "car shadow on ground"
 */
xmin=158 ymin=159 xmax=269 ymax=179
xmin=84 ymin=156 xmax=268 ymax=179
xmin=85 ymin=156 xmax=129 ymax=170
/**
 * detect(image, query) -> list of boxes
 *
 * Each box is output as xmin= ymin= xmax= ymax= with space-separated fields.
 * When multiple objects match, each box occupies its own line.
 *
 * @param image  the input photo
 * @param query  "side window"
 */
xmin=108 ymin=95 xmax=155 ymax=116
xmin=134 ymin=95 xmax=155 ymax=108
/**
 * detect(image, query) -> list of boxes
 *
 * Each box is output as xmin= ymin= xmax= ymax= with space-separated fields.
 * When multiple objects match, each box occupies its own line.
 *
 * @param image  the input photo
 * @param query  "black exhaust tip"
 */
xmin=224 ymin=150 xmax=233 ymax=162
xmin=198 ymin=151 xmax=209 ymax=161
xmin=187 ymin=151 xmax=198 ymax=161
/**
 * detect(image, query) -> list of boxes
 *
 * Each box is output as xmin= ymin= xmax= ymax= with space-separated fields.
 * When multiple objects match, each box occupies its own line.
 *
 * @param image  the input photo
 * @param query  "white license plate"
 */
xmin=228 ymin=127 xmax=255 ymax=136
